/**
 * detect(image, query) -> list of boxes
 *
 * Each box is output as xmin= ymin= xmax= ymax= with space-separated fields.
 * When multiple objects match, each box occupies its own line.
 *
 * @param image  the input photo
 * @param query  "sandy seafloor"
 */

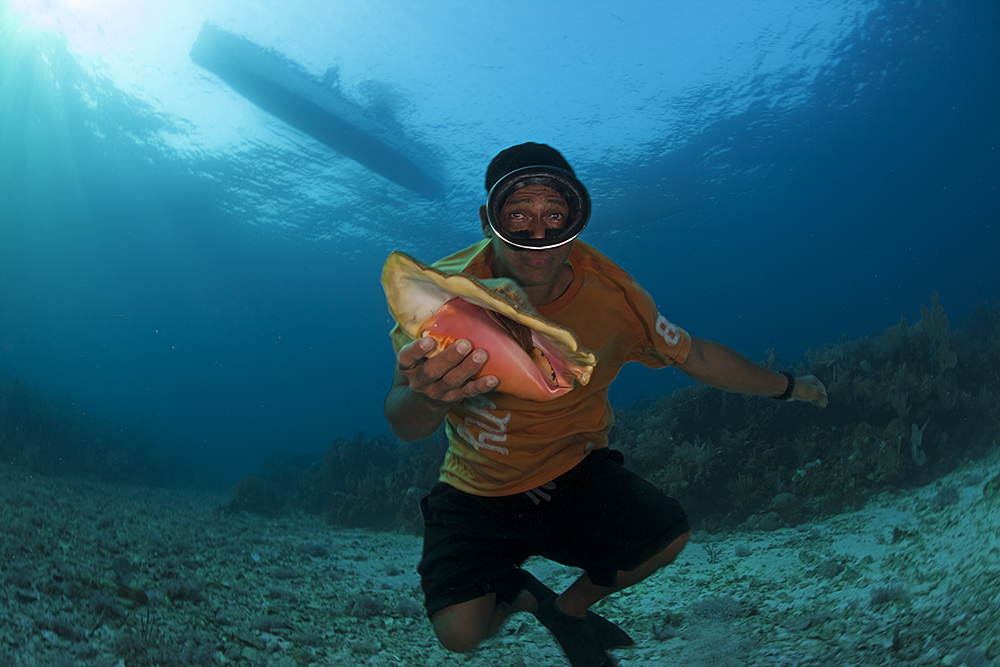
xmin=2 ymin=451 xmax=998 ymax=667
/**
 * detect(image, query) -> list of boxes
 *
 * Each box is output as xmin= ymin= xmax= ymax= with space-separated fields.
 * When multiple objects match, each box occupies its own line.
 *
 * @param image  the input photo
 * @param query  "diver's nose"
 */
xmin=528 ymin=217 xmax=547 ymax=239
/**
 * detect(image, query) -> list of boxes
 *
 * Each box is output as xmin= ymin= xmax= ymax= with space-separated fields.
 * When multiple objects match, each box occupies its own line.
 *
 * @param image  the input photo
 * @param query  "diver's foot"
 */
xmin=535 ymin=596 xmax=618 ymax=667
xmin=518 ymin=569 xmax=634 ymax=650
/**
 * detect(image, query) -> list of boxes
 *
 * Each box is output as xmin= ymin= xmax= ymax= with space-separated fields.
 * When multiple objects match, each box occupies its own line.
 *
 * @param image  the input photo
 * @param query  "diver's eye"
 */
xmin=504 ymin=212 xmax=532 ymax=232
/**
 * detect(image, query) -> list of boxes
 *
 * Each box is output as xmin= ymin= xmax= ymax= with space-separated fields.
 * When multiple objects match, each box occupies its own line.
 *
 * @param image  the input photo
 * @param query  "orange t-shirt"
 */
xmin=390 ymin=239 xmax=691 ymax=497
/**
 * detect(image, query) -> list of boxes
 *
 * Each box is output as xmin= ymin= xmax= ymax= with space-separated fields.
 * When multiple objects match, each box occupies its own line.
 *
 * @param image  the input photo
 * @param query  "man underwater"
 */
xmin=385 ymin=143 xmax=828 ymax=667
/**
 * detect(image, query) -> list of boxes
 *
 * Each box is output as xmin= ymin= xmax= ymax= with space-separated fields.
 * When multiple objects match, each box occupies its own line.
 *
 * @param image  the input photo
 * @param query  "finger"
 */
xmin=407 ymin=344 xmax=490 ymax=404
xmin=810 ymin=378 xmax=829 ymax=408
xmin=398 ymin=337 xmax=435 ymax=371
xmin=434 ymin=347 xmax=489 ymax=392
xmin=436 ymin=375 xmax=498 ymax=404
xmin=464 ymin=375 xmax=499 ymax=397
xmin=419 ymin=339 xmax=476 ymax=380
xmin=807 ymin=385 xmax=828 ymax=408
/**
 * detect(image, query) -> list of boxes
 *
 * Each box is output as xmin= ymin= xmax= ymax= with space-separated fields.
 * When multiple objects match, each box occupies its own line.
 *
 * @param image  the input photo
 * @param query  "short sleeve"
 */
xmin=390 ymin=323 xmax=415 ymax=354
xmin=625 ymin=284 xmax=692 ymax=368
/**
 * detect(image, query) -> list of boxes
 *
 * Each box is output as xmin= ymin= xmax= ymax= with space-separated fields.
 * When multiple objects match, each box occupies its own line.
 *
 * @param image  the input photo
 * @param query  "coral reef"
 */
xmin=224 ymin=431 xmax=446 ymax=532
xmin=347 ymin=593 xmax=387 ymax=620
xmin=10 ymin=289 xmax=996 ymax=544
xmin=226 ymin=475 xmax=281 ymax=516
xmin=690 ymin=595 xmax=745 ymax=622
xmin=216 ymin=292 xmax=1000 ymax=535
xmin=0 ymin=374 xmax=216 ymax=488
xmin=611 ymin=292 xmax=1000 ymax=530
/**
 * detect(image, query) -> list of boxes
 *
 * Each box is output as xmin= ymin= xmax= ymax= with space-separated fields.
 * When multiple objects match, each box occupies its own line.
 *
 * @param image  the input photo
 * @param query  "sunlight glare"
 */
xmin=10 ymin=0 xmax=162 ymax=58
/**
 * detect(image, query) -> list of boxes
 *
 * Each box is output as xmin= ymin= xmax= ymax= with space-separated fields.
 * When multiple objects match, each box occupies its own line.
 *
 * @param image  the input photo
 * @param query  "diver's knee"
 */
xmin=434 ymin=625 xmax=483 ymax=654
xmin=431 ymin=597 xmax=495 ymax=653
xmin=433 ymin=618 xmax=487 ymax=653
xmin=652 ymin=530 xmax=691 ymax=568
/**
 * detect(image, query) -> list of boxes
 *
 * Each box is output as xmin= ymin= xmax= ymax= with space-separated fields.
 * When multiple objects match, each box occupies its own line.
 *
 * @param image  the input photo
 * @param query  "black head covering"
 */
xmin=483 ymin=143 xmax=590 ymax=250
xmin=485 ymin=143 xmax=574 ymax=191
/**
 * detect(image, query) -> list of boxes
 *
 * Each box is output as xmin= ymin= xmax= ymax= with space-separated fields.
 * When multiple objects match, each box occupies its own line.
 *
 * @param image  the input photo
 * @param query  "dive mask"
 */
xmin=485 ymin=165 xmax=591 ymax=250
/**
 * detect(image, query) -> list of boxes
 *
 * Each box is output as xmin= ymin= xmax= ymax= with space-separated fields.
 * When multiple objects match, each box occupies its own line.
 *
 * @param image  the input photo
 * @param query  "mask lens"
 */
xmin=486 ymin=166 xmax=591 ymax=250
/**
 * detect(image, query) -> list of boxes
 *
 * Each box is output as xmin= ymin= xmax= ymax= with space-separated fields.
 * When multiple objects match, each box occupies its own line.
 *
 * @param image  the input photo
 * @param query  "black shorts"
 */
xmin=417 ymin=449 xmax=690 ymax=618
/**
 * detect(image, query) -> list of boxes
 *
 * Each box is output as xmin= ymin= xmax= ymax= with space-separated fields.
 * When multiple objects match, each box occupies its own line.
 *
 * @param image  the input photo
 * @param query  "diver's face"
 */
xmin=497 ymin=184 xmax=570 ymax=241
xmin=479 ymin=184 xmax=574 ymax=300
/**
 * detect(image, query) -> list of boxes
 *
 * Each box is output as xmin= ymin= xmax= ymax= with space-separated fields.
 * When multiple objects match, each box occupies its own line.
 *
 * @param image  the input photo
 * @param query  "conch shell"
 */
xmin=381 ymin=251 xmax=595 ymax=402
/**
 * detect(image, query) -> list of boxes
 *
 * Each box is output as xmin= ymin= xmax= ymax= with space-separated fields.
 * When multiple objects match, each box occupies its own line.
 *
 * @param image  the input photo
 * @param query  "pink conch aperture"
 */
xmin=419 ymin=297 xmax=577 ymax=401
xmin=380 ymin=250 xmax=595 ymax=402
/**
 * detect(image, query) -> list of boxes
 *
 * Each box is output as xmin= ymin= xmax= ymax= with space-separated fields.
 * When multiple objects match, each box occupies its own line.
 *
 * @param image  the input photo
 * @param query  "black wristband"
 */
xmin=774 ymin=371 xmax=795 ymax=401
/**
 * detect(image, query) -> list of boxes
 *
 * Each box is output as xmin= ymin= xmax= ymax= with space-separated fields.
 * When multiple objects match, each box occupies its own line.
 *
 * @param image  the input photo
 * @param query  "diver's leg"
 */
xmin=558 ymin=531 xmax=690 ymax=617
xmin=431 ymin=590 xmax=539 ymax=653
xmin=430 ymin=594 xmax=496 ymax=653
xmin=420 ymin=480 xmax=537 ymax=652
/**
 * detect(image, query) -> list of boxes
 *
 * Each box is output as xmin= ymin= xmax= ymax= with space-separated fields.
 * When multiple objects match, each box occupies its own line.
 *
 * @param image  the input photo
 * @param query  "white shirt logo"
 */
xmin=655 ymin=313 xmax=681 ymax=346
xmin=456 ymin=395 xmax=510 ymax=456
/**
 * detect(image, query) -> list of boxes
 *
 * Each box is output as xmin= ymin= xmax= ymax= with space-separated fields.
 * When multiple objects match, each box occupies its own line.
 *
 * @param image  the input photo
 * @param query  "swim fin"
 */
xmin=534 ymin=596 xmax=618 ymax=667
xmin=519 ymin=569 xmax=634 ymax=650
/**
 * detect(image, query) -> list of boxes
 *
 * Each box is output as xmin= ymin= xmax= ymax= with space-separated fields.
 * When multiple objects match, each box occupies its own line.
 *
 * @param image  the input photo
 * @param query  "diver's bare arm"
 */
xmin=678 ymin=336 xmax=828 ymax=407
xmin=384 ymin=378 xmax=452 ymax=442
xmin=383 ymin=337 xmax=497 ymax=442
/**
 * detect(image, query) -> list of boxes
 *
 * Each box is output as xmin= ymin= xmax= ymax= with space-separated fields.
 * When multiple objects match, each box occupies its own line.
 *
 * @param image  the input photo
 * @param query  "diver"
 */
xmin=384 ymin=143 xmax=828 ymax=667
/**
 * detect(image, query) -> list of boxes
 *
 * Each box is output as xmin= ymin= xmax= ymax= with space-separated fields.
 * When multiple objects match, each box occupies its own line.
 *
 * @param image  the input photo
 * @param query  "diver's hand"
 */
xmin=397 ymin=337 xmax=498 ymax=406
xmin=792 ymin=374 xmax=829 ymax=408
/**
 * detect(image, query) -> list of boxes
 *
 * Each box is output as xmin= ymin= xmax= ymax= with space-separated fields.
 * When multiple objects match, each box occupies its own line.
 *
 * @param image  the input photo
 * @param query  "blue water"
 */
xmin=1 ymin=0 xmax=997 ymax=481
